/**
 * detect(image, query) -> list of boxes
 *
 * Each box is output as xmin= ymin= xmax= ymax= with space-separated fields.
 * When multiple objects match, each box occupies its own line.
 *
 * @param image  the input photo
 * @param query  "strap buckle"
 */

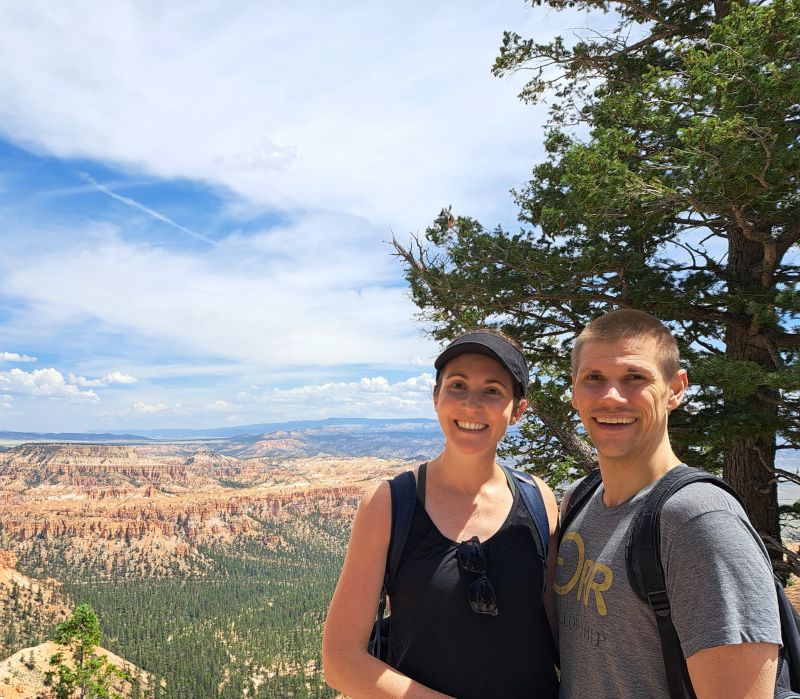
xmin=647 ymin=589 xmax=671 ymax=616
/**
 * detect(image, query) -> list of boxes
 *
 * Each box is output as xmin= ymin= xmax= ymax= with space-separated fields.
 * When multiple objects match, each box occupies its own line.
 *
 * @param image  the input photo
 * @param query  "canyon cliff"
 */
xmin=0 ymin=443 xmax=410 ymax=578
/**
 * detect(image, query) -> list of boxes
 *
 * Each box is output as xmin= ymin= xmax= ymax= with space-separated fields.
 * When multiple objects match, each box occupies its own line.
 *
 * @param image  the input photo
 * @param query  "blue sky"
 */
xmin=0 ymin=2 xmax=593 ymax=432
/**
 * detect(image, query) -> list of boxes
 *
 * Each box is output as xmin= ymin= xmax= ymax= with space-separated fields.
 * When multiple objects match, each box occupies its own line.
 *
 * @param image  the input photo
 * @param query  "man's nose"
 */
xmin=600 ymin=384 xmax=625 ymax=402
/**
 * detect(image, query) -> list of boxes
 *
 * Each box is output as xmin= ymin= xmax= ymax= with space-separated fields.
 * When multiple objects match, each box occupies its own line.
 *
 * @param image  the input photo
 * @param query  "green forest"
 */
xmin=11 ymin=512 xmax=351 ymax=699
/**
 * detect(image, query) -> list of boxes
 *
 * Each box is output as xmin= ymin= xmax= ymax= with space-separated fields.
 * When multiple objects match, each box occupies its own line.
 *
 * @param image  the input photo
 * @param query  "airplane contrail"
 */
xmin=79 ymin=172 xmax=217 ymax=246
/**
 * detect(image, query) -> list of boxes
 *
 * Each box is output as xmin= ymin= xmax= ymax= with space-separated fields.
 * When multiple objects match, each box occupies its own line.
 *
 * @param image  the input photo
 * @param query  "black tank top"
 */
xmin=387 ymin=485 xmax=559 ymax=698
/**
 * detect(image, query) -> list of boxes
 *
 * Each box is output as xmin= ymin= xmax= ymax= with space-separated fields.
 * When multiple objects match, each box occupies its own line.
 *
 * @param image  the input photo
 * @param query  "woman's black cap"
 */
xmin=434 ymin=332 xmax=529 ymax=397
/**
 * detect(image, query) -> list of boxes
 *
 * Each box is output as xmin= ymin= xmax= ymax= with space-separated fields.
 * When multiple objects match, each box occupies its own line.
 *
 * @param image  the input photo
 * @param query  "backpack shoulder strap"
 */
xmin=502 ymin=465 xmax=549 ymax=560
xmin=386 ymin=469 xmax=417 ymax=586
xmin=558 ymin=468 xmax=603 ymax=546
xmin=625 ymin=465 xmax=741 ymax=699
xmin=626 ymin=465 xmax=739 ymax=606
xmin=776 ymin=575 xmax=800 ymax=694
xmin=370 ymin=468 xmax=418 ymax=659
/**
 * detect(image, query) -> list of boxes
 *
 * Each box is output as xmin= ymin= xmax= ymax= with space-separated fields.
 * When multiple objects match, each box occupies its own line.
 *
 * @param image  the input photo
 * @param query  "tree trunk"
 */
xmin=724 ymin=229 xmax=782 ymax=571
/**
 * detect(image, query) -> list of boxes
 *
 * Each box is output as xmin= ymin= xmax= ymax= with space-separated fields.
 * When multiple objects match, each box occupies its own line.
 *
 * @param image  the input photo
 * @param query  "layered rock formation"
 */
xmin=0 ymin=444 xmax=409 ymax=578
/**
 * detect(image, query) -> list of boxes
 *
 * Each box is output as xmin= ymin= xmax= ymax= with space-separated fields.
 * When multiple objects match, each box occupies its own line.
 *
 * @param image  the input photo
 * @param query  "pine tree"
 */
xmin=49 ymin=604 xmax=125 ymax=699
xmin=395 ymin=0 xmax=800 ymax=573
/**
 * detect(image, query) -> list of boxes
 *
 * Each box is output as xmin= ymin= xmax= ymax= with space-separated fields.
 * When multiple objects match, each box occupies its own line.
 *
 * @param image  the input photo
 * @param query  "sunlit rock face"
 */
xmin=0 ymin=443 xmax=414 ymax=578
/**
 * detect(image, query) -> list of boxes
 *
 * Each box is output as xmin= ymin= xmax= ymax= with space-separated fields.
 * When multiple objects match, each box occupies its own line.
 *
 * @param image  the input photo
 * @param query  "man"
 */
xmin=555 ymin=308 xmax=781 ymax=698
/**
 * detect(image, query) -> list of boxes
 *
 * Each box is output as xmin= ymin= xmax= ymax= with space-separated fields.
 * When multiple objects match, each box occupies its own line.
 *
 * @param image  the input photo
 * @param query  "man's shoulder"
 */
xmin=560 ymin=471 xmax=601 ymax=515
xmin=656 ymin=473 xmax=764 ymax=565
xmin=658 ymin=474 xmax=747 ymax=525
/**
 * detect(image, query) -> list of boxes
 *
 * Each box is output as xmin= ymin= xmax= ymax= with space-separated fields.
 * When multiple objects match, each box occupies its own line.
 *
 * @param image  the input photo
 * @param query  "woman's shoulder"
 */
xmin=356 ymin=467 xmax=421 ymax=525
xmin=356 ymin=478 xmax=392 ymax=529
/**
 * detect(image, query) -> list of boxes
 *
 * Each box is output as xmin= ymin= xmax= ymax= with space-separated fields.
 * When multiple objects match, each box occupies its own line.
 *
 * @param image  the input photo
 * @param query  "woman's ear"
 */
xmin=510 ymin=398 xmax=528 ymax=425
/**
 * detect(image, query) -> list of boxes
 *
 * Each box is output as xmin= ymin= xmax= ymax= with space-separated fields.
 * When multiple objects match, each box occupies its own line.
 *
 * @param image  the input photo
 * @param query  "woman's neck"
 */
xmin=428 ymin=448 xmax=502 ymax=494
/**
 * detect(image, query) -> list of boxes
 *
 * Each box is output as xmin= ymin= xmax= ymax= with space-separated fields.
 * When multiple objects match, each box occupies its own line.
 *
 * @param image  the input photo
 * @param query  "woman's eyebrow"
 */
xmin=442 ymin=371 xmax=508 ymax=385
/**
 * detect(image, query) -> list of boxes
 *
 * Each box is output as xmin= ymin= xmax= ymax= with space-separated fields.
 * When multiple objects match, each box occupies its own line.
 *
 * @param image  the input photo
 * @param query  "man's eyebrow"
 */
xmin=578 ymin=364 xmax=656 ymax=374
xmin=623 ymin=364 xmax=657 ymax=374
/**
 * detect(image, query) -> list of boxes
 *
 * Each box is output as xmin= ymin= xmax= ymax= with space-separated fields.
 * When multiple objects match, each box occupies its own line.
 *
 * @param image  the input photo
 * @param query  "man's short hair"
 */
xmin=571 ymin=309 xmax=681 ymax=378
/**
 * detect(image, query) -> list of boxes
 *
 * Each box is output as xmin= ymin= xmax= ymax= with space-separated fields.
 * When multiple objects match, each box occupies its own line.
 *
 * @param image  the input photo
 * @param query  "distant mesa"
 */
xmin=0 ymin=431 xmax=152 ymax=445
xmin=0 ymin=416 xmax=440 ymax=445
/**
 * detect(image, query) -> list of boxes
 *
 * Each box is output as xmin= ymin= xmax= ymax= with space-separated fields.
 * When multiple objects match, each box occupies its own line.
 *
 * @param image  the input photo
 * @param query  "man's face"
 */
xmin=571 ymin=337 xmax=687 ymax=467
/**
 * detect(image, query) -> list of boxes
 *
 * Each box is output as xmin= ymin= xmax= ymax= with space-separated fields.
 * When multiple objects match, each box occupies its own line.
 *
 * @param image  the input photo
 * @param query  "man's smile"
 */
xmin=593 ymin=416 xmax=636 ymax=425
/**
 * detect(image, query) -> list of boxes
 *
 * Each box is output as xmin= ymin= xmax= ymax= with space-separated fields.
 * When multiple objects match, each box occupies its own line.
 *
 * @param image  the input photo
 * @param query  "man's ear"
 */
xmin=667 ymin=369 xmax=688 ymax=412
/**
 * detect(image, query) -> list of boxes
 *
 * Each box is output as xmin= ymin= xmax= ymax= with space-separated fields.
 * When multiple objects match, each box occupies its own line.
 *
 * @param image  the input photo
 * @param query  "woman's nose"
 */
xmin=462 ymin=389 xmax=482 ymax=407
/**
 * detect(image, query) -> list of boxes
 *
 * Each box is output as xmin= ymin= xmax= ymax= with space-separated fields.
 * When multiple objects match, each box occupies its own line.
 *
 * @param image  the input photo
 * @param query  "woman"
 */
xmin=322 ymin=330 xmax=559 ymax=698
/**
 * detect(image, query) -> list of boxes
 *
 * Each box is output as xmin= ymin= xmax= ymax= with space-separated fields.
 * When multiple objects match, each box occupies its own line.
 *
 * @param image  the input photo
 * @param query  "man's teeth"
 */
xmin=456 ymin=421 xmax=487 ymax=431
xmin=596 ymin=417 xmax=636 ymax=424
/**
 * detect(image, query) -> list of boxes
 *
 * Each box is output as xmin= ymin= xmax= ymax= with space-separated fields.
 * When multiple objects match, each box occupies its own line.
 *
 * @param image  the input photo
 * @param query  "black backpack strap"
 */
xmin=776 ymin=578 xmax=800 ymax=695
xmin=387 ymin=469 xmax=418 ymax=584
xmin=625 ymin=465 xmax=743 ymax=699
xmin=502 ymin=465 xmax=549 ymax=561
xmin=416 ymin=462 xmax=427 ymax=509
xmin=558 ymin=469 xmax=603 ymax=546
xmin=370 ymin=468 xmax=417 ymax=660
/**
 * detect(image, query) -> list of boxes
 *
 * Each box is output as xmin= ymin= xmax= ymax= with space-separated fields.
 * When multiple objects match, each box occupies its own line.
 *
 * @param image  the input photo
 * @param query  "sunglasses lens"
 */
xmin=468 ymin=577 xmax=498 ymax=616
xmin=458 ymin=536 xmax=498 ymax=615
xmin=457 ymin=536 xmax=486 ymax=574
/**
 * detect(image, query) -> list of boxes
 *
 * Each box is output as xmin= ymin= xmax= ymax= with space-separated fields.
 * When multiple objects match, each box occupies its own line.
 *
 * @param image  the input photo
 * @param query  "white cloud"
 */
xmin=1 ymin=352 xmax=36 ymax=362
xmin=131 ymin=401 xmax=168 ymax=414
xmin=104 ymin=371 xmax=138 ymax=385
xmin=0 ymin=3 xmax=561 ymax=231
xmin=0 ymin=368 xmax=99 ymax=402
xmin=204 ymin=400 xmax=235 ymax=413
xmin=68 ymin=370 xmax=138 ymax=387
xmin=237 ymin=372 xmax=436 ymax=414
xmin=0 ymin=394 xmax=12 ymax=409
xmin=2 ymin=230 xmax=436 ymax=367
xmin=0 ymin=2 xmax=609 ymax=432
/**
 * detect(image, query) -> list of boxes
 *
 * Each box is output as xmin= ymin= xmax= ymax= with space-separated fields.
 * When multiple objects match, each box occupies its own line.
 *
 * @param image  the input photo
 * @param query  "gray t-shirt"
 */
xmin=555 ymin=476 xmax=782 ymax=698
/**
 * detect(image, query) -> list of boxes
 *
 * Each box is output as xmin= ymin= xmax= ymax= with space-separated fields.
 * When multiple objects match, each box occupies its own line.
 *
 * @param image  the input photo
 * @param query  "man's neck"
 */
xmin=598 ymin=445 xmax=682 ymax=506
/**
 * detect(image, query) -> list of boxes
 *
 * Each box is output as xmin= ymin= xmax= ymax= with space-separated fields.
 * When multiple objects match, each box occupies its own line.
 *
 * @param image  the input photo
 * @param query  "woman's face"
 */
xmin=434 ymin=353 xmax=525 ymax=456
